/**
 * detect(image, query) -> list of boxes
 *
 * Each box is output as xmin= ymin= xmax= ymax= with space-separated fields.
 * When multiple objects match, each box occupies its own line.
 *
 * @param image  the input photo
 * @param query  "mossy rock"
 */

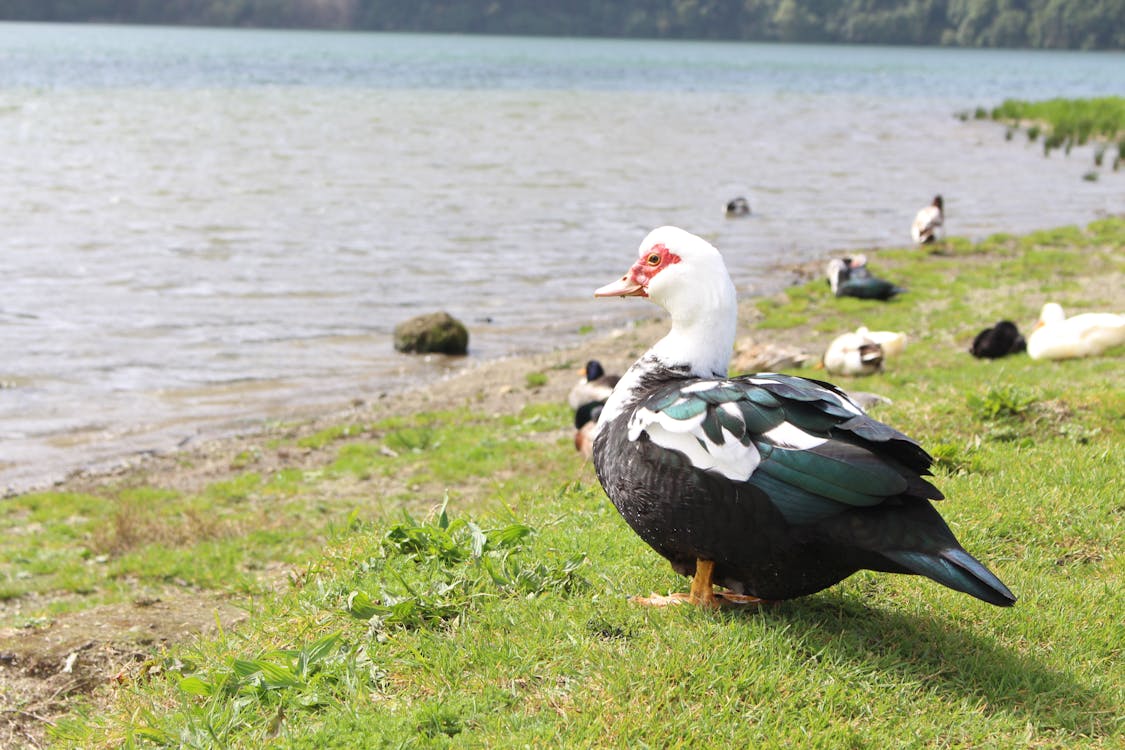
xmin=393 ymin=312 xmax=469 ymax=355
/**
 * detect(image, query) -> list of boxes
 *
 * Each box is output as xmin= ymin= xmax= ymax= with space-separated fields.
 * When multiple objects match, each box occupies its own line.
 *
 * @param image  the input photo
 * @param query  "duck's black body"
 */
xmin=593 ymin=366 xmax=1015 ymax=605
xmin=971 ymin=321 xmax=1027 ymax=359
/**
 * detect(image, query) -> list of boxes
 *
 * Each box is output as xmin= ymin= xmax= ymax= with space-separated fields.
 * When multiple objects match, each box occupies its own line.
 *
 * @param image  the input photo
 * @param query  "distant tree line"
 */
xmin=2 ymin=0 xmax=1122 ymax=50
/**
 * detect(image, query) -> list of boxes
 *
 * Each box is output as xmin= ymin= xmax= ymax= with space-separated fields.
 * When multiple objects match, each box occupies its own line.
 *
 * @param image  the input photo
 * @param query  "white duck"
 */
xmin=911 ymin=195 xmax=943 ymax=245
xmin=590 ymin=226 xmax=1015 ymax=609
xmin=856 ymin=326 xmax=908 ymax=358
xmin=1027 ymin=302 xmax=1125 ymax=360
xmin=823 ymin=330 xmax=884 ymax=376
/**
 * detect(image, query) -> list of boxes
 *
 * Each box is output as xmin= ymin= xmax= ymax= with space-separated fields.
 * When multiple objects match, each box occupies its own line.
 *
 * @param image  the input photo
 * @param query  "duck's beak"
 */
xmin=595 ymin=274 xmax=646 ymax=298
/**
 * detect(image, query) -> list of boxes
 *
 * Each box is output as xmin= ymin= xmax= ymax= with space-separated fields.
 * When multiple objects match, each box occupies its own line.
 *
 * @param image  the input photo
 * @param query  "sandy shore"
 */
xmin=32 ymin=257 xmax=821 ymax=501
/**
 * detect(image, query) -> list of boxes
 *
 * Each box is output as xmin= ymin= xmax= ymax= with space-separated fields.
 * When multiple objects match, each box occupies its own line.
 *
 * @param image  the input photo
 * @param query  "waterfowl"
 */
xmin=826 ymin=256 xmax=904 ymax=301
xmin=855 ymin=326 xmax=908 ymax=359
xmin=725 ymin=196 xmax=751 ymax=218
xmin=591 ymin=226 xmax=1015 ymax=608
xmin=911 ymin=195 xmax=944 ymax=244
xmin=567 ymin=360 xmax=619 ymax=409
xmin=574 ymin=400 xmax=603 ymax=459
xmin=1027 ymin=303 xmax=1125 ymax=361
xmin=731 ymin=339 xmax=812 ymax=373
xmin=970 ymin=321 xmax=1026 ymax=359
xmin=823 ymin=330 xmax=884 ymax=376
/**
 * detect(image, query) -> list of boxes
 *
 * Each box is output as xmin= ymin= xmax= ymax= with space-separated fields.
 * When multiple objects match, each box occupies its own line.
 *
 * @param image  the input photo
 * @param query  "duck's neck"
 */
xmin=598 ymin=275 xmax=737 ymax=431
xmin=650 ymin=267 xmax=738 ymax=378
xmin=648 ymin=306 xmax=736 ymax=379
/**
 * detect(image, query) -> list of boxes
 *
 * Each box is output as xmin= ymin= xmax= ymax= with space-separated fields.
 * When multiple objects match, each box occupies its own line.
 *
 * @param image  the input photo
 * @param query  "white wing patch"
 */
xmin=680 ymin=379 xmax=730 ymax=393
xmin=760 ymin=421 xmax=828 ymax=450
xmin=628 ymin=404 xmax=760 ymax=482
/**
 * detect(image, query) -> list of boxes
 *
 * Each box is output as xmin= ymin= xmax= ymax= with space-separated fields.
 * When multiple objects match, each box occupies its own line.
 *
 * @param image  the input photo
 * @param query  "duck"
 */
xmin=725 ymin=196 xmax=751 ymax=218
xmin=1027 ymin=303 xmax=1125 ymax=360
xmin=823 ymin=330 xmax=884 ymax=376
xmin=970 ymin=320 xmax=1026 ymax=359
xmin=911 ymin=195 xmax=944 ymax=245
xmin=731 ymin=339 xmax=812 ymax=373
xmin=826 ymin=255 xmax=904 ymax=301
xmin=567 ymin=360 xmax=620 ymax=409
xmin=574 ymin=400 xmax=603 ymax=459
xmin=855 ymin=326 xmax=907 ymax=358
xmin=591 ymin=226 xmax=1015 ymax=608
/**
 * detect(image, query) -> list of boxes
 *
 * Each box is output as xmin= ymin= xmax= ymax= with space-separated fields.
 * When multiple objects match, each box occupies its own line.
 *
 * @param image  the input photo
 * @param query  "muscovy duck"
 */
xmin=568 ymin=360 xmax=620 ymax=410
xmin=591 ymin=226 xmax=1015 ymax=608
xmin=970 ymin=320 xmax=1026 ymax=359
xmin=1027 ymin=303 xmax=1125 ymax=360
xmin=826 ymin=256 xmax=904 ymax=301
xmin=911 ymin=195 xmax=944 ymax=245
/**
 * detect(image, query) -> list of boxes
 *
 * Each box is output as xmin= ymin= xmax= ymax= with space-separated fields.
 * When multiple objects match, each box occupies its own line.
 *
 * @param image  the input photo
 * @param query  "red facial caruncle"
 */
xmin=595 ymin=243 xmax=682 ymax=298
xmin=629 ymin=243 xmax=682 ymax=291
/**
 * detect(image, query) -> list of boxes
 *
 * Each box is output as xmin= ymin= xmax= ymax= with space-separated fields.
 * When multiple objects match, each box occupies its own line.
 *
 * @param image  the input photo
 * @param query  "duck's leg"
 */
xmin=688 ymin=559 xmax=719 ymax=608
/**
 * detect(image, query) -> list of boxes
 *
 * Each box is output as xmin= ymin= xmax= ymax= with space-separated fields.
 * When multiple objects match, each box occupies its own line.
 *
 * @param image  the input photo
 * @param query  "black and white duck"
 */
xmin=724 ymin=196 xmax=751 ymax=218
xmin=825 ymin=255 xmax=904 ymax=301
xmin=591 ymin=226 xmax=1015 ymax=608
xmin=911 ymin=195 xmax=944 ymax=245
xmin=574 ymin=400 xmax=603 ymax=459
xmin=567 ymin=360 xmax=620 ymax=410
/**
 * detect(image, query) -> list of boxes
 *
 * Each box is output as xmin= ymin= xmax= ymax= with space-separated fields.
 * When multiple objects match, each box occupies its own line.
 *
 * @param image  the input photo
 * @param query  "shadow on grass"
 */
xmin=749 ymin=593 xmax=1115 ymax=739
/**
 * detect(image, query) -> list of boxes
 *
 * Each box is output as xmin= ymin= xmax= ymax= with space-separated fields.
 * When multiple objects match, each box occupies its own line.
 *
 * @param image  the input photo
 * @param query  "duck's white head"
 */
xmin=595 ymin=226 xmax=737 ymax=377
xmin=1036 ymin=302 xmax=1066 ymax=329
xmin=825 ymin=258 xmax=846 ymax=294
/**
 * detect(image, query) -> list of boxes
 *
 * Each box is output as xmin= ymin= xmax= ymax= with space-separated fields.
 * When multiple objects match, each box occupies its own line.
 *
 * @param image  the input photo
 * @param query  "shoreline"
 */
xmin=4 ymin=254 xmax=821 ymax=500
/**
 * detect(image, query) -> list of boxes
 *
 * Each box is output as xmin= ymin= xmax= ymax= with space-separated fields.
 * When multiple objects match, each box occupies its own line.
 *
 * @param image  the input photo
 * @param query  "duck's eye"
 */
xmin=646 ymin=253 xmax=661 ymax=266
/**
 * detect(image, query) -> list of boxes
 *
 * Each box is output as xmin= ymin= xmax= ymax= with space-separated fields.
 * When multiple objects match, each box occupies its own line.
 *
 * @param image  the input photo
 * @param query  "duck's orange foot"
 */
xmin=628 ymin=591 xmax=770 ymax=608
xmin=629 ymin=592 xmax=693 ymax=607
xmin=629 ymin=559 xmax=772 ymax=608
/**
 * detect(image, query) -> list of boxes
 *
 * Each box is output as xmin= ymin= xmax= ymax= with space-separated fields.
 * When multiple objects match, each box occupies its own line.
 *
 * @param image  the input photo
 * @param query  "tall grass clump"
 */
xmin=989 ymin=96 xmax=1125 ymax=167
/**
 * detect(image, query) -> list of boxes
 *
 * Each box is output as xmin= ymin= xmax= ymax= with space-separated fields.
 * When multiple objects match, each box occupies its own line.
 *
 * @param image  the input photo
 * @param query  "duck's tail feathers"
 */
xmin=884 ymin=548 xmax=1016 ymax=607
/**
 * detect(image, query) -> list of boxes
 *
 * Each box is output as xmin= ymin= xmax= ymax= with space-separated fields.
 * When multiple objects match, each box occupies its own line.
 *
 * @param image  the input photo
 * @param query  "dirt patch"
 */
xmin=0 ymin=594 xmax=246 ymax=748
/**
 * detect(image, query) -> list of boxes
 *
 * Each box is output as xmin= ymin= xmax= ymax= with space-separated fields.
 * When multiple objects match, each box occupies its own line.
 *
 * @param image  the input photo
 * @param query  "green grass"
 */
xmin=8 ymin=219 xmax=1125 ymax=748
xmin=988 ymin=96 xmax=1125 ymax=165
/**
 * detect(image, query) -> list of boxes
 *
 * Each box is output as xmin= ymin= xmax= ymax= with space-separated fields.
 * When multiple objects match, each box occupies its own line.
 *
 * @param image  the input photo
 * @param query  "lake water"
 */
xmin=1 ymin=23 xmax=1123 ymax=492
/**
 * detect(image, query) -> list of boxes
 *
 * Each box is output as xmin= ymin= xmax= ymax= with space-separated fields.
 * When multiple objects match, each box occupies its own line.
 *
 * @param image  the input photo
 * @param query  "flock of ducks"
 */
xmin=819 ymin=195 xmax=1124 ymax=374
xmin=573 ymin=195 xmax=1124 ymax=453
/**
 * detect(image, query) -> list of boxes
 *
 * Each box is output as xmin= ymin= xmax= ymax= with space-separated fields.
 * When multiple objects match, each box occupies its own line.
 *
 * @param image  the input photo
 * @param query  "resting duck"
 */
xmin=592 ymin=226 xmax=1015 ymax=608
xmin=970 ymin=320 xmax=1026 ymax=359
xmin=574 ymin=400 xmax=603 ymax=459
xmin=731 ymin=339 xmax=812 ymax=373
xmin=856 ymin=326 xmax=907 ymax=359
xmin=725 ymin=196 xmax=751 ymax=218
xmin=823 ymin=330 xmax=884 ymax=376
xmin=826 ymin=256 xmax=904 ymax=301
xmin=911 ymin=195 xmax=944 ymax=245
xmin=1027 ymin=303 xmax=1125 ymax=360
xmin=567 ymin=360 xmax=620 ymax=409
